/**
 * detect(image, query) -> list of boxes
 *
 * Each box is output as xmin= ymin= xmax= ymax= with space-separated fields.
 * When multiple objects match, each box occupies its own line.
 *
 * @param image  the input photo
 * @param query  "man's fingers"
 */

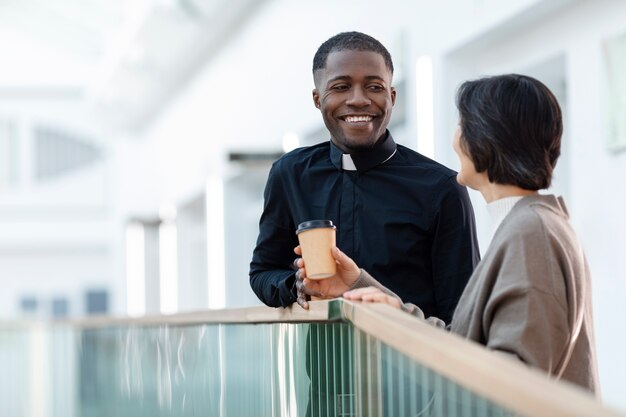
xmin=291 ymin=257 xmax=303 ymax=271
xmin=300 ymin=278 xmax=322 ymax=297
xmin=295 ymin=273 xmax=309 ymax=309
xmin=296 ymin=274 xmax=321 ymax=295
xmin=296 ymin=291 xmax=309 ymax=310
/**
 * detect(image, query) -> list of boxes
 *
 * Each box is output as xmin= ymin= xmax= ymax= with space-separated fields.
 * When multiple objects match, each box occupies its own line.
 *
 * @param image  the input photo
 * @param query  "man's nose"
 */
xmin=346 ymin=87 xmax=371 ymax=107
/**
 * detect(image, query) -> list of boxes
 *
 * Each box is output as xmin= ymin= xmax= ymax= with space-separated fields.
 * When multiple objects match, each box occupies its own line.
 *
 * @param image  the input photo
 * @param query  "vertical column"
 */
xmin=143 ymin=220 xmax=162 ymax=314
xmin=177 ymin=197 xmax=208 ymax=311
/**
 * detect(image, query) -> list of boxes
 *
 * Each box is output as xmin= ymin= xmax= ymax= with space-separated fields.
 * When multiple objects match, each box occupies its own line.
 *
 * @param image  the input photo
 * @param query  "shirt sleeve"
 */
xmin=249 ymin=162 xmax=299 ymax=307
xmin=430 ymin=176 xmax=481 ymax=323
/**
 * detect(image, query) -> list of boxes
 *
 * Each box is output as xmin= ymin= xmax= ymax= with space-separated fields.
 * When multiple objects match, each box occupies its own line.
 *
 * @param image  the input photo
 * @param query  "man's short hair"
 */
xmin=312 ymin=31 xmax=394 ymax=74
xmin=455 ymin=74 xmax=562 ymax=190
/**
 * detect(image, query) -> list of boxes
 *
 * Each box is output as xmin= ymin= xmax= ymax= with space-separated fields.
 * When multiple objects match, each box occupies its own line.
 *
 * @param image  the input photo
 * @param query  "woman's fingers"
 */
xmin=332 ymin=247 xmax=352 ymax=266
xmin=344 ymin=287 xmax=389 ymax=302
xmin=343 ymin=287 xmax=401 ymax=309
xmin=332 ymin=247 xmax=361 ymax=279
xmin=344 ymin=286 xmax=382 ymax=299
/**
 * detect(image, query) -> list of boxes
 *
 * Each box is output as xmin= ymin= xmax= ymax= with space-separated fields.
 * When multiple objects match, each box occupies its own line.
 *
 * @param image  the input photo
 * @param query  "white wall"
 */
xmin=0 ymin=97 xmax=118 ymax=318
xmin=0 ymin=249 xmax=111 ymax=317
xmin=436 ymin=0 xmax=626 ymax=410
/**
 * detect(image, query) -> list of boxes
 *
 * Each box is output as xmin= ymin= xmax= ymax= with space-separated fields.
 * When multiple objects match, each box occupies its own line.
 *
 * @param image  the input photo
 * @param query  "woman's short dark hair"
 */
xmin=455 ymin=74 xmax=562 ymax=190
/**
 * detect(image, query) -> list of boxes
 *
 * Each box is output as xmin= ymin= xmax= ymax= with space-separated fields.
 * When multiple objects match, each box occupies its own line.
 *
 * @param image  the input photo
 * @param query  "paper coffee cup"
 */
xmin=296 ymin=220 xmax=337 ymax=279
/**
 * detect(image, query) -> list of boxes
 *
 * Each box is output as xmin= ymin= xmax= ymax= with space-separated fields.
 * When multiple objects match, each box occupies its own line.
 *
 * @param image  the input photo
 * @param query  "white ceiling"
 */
xmin=0 ymin=0 xmax=266 ymax=132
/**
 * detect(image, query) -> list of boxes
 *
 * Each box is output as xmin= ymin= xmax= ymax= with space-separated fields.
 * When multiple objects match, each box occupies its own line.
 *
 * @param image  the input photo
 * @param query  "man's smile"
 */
xmin=339 ymin=115 xmax=374 ymax=123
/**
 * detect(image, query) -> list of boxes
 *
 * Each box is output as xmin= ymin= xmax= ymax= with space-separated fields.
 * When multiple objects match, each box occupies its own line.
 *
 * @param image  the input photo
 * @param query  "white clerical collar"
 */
xmin=341 ymin=154 xmax=357 ymax=171
xmin=341 ymin=150 xmax=396 ymax=171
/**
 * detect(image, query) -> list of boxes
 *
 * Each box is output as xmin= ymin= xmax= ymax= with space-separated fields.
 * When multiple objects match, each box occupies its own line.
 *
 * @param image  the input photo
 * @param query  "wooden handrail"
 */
xmin=1 ymin=299 xmax=622 ymax=417
xmin=0 ymin=301 xmax=333 ymax=328
xmin=341 ymin=300 xmax=622 ymax=417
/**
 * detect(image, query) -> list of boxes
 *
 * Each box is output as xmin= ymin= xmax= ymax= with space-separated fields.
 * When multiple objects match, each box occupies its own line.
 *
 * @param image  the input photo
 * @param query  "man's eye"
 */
xmin=332 ymin=84 xmax=349 ymax=91
xmin=368 ymin=85 xmax=384 ymax=92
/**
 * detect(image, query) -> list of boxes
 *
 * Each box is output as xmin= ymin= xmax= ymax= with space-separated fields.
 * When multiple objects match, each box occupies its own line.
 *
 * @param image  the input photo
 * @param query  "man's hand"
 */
xmin=293 ymin=246 xmax=361 ymax=309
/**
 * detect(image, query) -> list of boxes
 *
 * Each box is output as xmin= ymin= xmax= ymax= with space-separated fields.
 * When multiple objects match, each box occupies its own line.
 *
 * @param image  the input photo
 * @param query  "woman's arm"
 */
xmin=344 ymin=270 xmax=446 ymax=328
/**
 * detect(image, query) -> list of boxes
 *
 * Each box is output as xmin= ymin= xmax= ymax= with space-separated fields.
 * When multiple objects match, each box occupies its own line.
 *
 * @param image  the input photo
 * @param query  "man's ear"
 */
xmin=312 ymin=89 xmax=321 ymax=109
xmin=391 ymin=86 xmax=397 ymax=106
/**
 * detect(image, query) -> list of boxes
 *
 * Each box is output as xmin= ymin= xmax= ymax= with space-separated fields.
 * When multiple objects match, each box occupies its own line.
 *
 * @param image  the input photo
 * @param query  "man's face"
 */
xmin=313 ymin=50 xmax=396 ymax=153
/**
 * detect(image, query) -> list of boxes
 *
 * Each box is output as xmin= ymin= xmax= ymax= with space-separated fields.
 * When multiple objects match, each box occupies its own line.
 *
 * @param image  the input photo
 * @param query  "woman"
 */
xmin=295 ymin=74 xmax=599 ymax=393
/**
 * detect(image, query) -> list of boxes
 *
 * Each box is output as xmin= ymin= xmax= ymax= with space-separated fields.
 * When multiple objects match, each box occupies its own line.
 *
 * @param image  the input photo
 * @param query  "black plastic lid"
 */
xmin=296 ymin=220 xmax=336 ymax=234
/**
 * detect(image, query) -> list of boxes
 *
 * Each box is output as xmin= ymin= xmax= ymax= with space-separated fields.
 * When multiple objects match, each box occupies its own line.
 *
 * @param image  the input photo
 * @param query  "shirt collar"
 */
xmin=341 ymin=154 xmax=357 ymax=171
xmin=330 ymin=130 xmax=397 ymax=172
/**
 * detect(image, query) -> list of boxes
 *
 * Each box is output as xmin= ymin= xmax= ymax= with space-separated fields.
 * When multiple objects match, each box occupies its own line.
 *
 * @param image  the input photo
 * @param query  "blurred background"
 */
xmin=0 ymin=0 xmax=625 ymax=410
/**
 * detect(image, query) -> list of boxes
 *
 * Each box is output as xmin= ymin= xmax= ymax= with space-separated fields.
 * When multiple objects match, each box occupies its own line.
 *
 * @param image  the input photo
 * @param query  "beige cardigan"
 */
xmin=352 ymin=195 xmax=599 ymax=394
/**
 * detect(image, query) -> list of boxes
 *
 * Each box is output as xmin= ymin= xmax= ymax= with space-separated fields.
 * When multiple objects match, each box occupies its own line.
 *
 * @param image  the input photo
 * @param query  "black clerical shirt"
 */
xmin=249 ymin=132 xmax=480 ymax=323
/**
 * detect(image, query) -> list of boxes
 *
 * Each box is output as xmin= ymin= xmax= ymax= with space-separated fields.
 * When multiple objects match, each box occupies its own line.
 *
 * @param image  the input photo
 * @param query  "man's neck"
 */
xmin=331 ymin=132 xmax=388 ymax=154
xmin=330 ymin=131 xmax=397 ymax=172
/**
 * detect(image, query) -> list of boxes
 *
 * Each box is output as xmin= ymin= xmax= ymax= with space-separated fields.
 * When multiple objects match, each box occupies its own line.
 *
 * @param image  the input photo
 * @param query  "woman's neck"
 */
xmin=478 ymin=183 xmax=538 ymax=203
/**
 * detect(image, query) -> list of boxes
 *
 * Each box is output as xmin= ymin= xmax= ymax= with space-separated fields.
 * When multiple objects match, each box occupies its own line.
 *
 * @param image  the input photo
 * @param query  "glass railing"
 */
xmin=0 ymin=300 xmax=622 ymax=417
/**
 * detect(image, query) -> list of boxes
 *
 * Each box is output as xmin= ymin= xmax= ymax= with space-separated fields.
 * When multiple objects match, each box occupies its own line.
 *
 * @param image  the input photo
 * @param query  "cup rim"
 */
xmin=296 ymin=219 xmax=336 ymax=234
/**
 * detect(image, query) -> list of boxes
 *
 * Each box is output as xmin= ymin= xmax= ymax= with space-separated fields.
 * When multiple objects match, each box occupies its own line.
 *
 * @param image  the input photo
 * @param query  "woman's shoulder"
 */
xmin=501 ymin=194 xmax=569 ymax=235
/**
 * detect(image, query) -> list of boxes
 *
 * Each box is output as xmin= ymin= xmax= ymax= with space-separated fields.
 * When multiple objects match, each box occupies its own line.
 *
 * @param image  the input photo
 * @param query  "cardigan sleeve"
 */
xmin=481 ymin=226 xmax=571 ymax=374
xmin=350 ymin=269 xmax=446 ymax=329
xmin=485 ymin=286 xmax=571 ymax=373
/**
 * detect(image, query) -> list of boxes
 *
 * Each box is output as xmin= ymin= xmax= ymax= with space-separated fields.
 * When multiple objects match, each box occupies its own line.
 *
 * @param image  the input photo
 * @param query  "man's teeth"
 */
xmin=345 ymin=116 xmax=373 ymax=123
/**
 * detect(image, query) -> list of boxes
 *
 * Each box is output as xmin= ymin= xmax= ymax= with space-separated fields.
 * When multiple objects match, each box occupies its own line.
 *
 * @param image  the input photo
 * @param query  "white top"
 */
xmin=487 ymin=196 xmax=524 ymax=233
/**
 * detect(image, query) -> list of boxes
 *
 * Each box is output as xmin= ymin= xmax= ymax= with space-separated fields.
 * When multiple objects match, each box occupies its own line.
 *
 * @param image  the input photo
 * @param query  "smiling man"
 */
xmin=250 ymin=31 xmax=479 ymax=324
xmin=313 ymin=48 xmax=395 ymax=152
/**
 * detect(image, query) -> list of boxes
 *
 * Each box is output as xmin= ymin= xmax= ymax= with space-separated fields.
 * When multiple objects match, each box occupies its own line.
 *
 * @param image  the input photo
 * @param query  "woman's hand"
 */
xmin=343 ymin=287 xmax=402 ymax=310
xmin=294 ymin=246 xmax=361 ymax=309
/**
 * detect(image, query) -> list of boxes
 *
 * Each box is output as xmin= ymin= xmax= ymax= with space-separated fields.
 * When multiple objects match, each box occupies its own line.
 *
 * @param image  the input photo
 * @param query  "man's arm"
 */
xmin=249 ymin=163 xmax=299 ymax=307
xmin=430 ymin=176 xmax=480 ymax=323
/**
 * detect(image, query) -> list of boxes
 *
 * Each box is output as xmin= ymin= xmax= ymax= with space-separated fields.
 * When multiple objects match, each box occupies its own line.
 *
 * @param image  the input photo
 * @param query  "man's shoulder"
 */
xmin=273 ymin=141 xmax=330 ymax=169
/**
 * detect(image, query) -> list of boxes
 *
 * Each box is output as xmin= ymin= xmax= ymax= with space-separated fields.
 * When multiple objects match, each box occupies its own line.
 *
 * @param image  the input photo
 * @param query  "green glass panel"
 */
xmin=352 ymin=331 xmax=517 ymax=417
xmin=1 ymin=319 xmax=521 ymax=417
